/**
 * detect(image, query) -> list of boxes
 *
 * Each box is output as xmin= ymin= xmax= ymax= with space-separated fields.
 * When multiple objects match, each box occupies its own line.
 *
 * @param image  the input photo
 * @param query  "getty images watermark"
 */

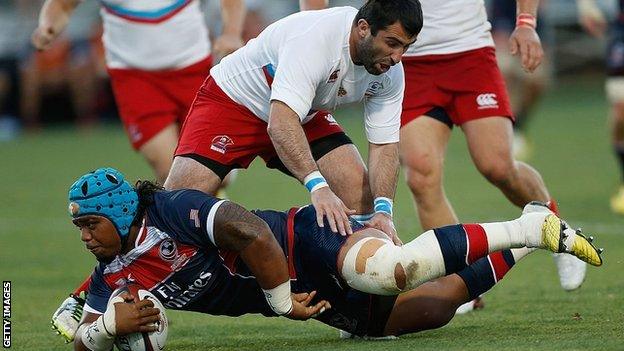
xmin=3 ymin=281 xmax=10 ymax=348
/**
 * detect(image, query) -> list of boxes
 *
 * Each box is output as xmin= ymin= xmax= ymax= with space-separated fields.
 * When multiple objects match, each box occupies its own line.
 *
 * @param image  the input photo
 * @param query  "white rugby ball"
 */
xmin=112 ymin=285 xmax=168 ymax=351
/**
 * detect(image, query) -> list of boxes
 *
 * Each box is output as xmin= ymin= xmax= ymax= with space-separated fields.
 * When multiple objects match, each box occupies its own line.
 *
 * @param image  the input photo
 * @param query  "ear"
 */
xmin=356 ymin=19 xmax=370 ymax=38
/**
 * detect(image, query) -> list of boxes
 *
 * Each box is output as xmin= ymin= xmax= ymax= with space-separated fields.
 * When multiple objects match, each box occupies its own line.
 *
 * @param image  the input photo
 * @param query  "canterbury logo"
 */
xmin=476 ymin=93 xmax=498 ymax=109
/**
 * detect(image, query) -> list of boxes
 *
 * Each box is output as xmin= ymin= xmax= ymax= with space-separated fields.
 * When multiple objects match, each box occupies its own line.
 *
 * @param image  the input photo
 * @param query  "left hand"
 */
xmin=367 ymin=213 xmax=402 ymax=246
xmin=212 ymin=33 xmax=244 ymax=63
xmin=509 ymin=26 xmax=543 ymax=73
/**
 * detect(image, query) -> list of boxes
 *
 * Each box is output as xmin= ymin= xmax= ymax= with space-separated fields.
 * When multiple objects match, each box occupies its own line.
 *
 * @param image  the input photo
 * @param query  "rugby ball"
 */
xmin=110 ymin=283 xmax=168 ymax=351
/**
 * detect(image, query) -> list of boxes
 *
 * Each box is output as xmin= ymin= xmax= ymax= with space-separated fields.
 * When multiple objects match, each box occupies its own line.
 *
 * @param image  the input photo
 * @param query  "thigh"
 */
xmin=461 ymin=117 xmax=514 ymax=171
xmin=400 ymin=116 xmax=452 ymax=174
xmin=108 ymin=68 xmax=179 ymax=150
xmin=383 ymin=274 xmax=467 ymax=336
xmin=164 ymin=155 xmax=223 ymax=194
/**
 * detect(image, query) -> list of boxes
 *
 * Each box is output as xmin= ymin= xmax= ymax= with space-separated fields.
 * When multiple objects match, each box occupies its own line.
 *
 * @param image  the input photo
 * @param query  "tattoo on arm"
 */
xmin=213 ymin=201 xmax=269 ymax=251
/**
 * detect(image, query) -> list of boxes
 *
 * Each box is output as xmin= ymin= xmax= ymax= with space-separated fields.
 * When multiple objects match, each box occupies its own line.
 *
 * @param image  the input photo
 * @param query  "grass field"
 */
xmin=1 ymin=76 xmax=623 ymax=350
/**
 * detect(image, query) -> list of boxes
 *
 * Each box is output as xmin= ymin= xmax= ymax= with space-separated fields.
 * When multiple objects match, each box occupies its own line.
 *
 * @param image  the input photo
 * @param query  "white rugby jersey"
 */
xmin=405 ymin=0 xmax=493 ymax=56
xmin=97 ymin=0 xmax=210 ymax=70
xmin=210 ymin=7 xmax=404 ymax=144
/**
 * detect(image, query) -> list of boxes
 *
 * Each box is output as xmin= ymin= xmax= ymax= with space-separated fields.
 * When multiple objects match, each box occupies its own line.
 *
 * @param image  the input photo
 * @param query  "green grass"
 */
xmin=1 ymin=76 xmax=623 ymax=350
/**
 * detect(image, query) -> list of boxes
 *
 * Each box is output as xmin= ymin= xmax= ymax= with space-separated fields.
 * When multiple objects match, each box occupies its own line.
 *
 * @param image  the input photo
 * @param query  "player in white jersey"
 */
xmin=397 ymin=0 xmax=587 ymax=297
xmin=165 ymin=1 xmax=422 ymax=242
xmin=32 ymin=0 xmax=246 ymax=183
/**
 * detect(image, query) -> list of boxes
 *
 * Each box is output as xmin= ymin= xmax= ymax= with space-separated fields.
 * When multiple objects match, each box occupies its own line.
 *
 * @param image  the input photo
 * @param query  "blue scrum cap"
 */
xmin=68 ymin=167 xmax=138 ymax=237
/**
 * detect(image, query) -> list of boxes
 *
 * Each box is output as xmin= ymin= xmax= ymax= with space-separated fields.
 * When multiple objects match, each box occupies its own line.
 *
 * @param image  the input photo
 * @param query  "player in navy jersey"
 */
xmin=66 ymin=168 xmax=602 ymax=350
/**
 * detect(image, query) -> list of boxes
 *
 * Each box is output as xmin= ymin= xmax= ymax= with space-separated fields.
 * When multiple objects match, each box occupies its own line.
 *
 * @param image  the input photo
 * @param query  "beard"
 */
xmin=356 ymin=36 xmax=385 ymax=75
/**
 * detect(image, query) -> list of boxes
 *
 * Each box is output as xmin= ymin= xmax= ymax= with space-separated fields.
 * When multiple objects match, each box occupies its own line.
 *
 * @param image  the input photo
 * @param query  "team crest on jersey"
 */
xmin=210 ymin=135 xmax=234 ymax=154
xmin=159 ymin=239 xmax=178 ymax=261
xmin=365 ymin=81 xmax=384 ymax=96
xmin=327 ymin=69 xmax=340 ymax=83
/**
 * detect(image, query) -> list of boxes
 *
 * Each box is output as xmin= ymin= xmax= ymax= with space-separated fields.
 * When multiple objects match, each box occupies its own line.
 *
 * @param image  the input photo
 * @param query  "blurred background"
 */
xmin=1 ymin=1 xmax=622 ymax=350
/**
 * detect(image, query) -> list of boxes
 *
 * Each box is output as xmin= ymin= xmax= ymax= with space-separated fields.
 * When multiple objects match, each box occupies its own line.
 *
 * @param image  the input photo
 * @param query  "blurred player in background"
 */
xmin=65 ymin=167 xmax=602 ymax=350
xmin=32 ymin=0 xmax=246 ymax=183
xmin=490 ymin=0 xmax=552 ymax=160
xmin=576 ymin=0 xmax=624 ymax=214
xmin=397 ymin=0 xmax=587 ymax=311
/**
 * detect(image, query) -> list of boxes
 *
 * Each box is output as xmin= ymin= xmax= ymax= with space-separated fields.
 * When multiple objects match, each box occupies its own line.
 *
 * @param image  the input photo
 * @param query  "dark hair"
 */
xmin=355 ymin=0 xmax=423 ymax=37
xmin=131 ymin=180 xmax=164 ymax=227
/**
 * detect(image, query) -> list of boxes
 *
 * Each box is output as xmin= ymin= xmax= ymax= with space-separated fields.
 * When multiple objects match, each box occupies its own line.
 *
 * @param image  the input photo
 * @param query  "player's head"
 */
xmin=68 ymin=167 xmax=138 ymax=239
xmin=353 ymin=0 xmax=422 ymax=75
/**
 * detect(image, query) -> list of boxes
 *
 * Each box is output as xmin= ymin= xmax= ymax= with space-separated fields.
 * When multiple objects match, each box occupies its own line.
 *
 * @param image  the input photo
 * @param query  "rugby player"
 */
xmin=576 ymin=0 xmax=624 ymax=214
xmin=32 ymin=0 xmax=246 ymax=183
xmin=164 ymin=0 xmax=423 ymax=240
xmin=397 ymin=0 xmax=587 ymax=296
xmin=65 ymin=168 xmax=602 ymax=350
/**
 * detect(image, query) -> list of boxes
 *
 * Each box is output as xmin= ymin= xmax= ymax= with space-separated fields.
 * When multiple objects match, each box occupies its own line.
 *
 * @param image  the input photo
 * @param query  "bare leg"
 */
xmin=164 ymin=156 xmax=223 ymax=194
xmin=461 ymin=117 xmax=550 ymax=207
xmin=400 ymin=117 xmax=457 ymax=230
xmin=383 ymin=275 xmax=468 ymax=335
xmin=139 ymin=123 xmax=180 ymax=184
xmin=317 ymin=144 xmax=373 ymax=214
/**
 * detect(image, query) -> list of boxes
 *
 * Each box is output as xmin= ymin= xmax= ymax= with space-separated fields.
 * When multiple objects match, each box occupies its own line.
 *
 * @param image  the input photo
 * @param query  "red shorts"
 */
xmin=107 ymin=56 xmax=212 ymax=150
xmin=175 ymin=76 xmax=347 ymax=178
xmin=401 ymin=47 xmax=513 ymax=127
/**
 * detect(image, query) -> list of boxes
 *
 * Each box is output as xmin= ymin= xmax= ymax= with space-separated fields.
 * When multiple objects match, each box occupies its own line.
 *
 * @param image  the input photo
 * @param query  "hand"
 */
xmin=31 ymin=25 xmax=59 ymax=51
xmin=509 ymin=26 xmax=543 ymax=73
xmin=579 ymin=14 xmax=607 ymax=38
xmin=212 ymin=33 xmax=244 ymax=63
xmin=367 ymin=213 xmax=402 ymax=246
xmin=286 ymin=291 xmax=331 ymax=320
xmin=113 ymin=292 xmax=161 ymax=336
xmin=311 ymin=187 xmax=356 ymax=236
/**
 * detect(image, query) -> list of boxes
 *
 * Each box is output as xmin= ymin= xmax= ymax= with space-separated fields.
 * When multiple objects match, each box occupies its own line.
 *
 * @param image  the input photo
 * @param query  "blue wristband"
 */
xmin=374 ymin=197 xmax=393 ymax=216
xmin=303 ymin=171 xmax=328 ymax=193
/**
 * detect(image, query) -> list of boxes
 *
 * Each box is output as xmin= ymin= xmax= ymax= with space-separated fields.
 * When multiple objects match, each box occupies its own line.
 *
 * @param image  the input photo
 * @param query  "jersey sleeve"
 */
xmin=363 ymin=63 xmax=405 ymax=144
xmin=149 ymin=190 xmax=227 ymax=248
xmin=84 ymin=264 xmax=112 ymax=314
xmin=269 ymin=35 xmax=334 ymax=120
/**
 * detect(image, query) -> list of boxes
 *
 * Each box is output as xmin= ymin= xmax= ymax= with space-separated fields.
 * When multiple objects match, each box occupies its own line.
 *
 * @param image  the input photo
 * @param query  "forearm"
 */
xmin=516 ymin=0 xmax=539 ymax=16
xmin=267 ymin=101 xmax=318 ymax=182
xmin=367 ymin=142 xmax=399 ymax=200
xmin=299 ymin=0 xmax=328 ymax=11
xmin=38 ymin=0 xmax=80 ymax=35
xmin=220 ymin=0 xmax=246 ymax=37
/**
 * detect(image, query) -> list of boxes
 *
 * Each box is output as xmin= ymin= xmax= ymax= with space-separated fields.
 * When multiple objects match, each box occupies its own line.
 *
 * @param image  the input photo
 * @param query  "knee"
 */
xmin=402 ymin=154 xmax=444 ymax=197
xmin=477 ymin=159 xmax=516 ymax=187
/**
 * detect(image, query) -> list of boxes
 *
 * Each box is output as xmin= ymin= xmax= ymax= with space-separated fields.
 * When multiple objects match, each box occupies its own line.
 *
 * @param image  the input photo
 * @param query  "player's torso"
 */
xmin=97 ymin=0 xmax=210 ymax=70
xmin=405 ymin=0 xmax=493 ymax=56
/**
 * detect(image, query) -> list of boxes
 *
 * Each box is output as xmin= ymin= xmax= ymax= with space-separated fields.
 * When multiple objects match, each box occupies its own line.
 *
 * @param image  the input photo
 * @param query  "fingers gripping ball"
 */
xmin=111 ymin=283 xmax=168 ymax=351
xmin=68 ymin=167 xmax=138 ymax=237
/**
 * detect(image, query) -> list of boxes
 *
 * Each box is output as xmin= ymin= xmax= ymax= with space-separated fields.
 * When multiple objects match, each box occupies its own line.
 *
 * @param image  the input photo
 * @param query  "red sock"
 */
xmin=463 ymin=224 xmax=489 ymax=265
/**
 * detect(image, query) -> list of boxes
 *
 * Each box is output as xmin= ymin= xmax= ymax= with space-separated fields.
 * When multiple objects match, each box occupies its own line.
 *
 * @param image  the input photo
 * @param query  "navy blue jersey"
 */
xmin=85 ymin=191 xmax=395 ymax=336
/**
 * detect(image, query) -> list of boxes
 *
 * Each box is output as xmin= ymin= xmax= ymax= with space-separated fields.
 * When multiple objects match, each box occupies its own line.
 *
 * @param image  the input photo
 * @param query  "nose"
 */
xmin=80 ymin=228 xmax=92 ymax=242
xmin=390 ymin=50 xmax=403 ymax=65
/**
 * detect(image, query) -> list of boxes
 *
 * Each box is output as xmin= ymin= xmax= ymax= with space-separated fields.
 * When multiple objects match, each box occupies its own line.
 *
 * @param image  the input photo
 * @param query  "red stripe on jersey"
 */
xmin=463 ymin=224 xmax=489 ymax=264
xmin=104 ymin=241 xmax=198 ymax=290
xmin=102 ymin=0 xmax=192 ymax=24
xmin=72 ymin=276 xmax=92 ymax=296
xmin=262 ymin=66 xmax=274 ymax=87
xmin=286 ymin=208 xmax=298 ymax=279
xmin=488 ymin=251 xmax=512 ymax=282
xmin=218 ymin=250 xmax=239 ymax=274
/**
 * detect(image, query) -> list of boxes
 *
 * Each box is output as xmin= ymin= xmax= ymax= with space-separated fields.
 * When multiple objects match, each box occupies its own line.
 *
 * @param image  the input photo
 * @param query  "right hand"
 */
xmin=286 ymin=291 xmax=331 ymax=321
xmin=113 ymin=292 xmax=161 ymax=336
xmin=311 ymin=187 xmax=356 ymax=236
xmin=31 ymin=25 xmax=59 ymax=51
